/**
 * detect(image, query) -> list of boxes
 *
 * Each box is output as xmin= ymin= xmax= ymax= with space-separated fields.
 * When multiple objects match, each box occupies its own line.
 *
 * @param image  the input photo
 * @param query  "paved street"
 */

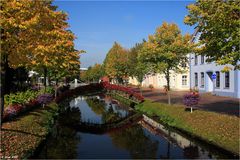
xmin=132 ymin=87 xmax=240 ymax=117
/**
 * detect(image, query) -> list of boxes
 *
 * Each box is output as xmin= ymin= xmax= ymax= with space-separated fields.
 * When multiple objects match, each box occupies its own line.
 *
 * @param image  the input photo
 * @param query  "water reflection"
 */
xmin=85 ymin=98 xmax=105 ymax=115
xmin=139 ymin=119 xmax=228 ymax=159
xmin=73 ymin=96 xmax=131 ymax=124
xmin=36 ymin=106 xmax=81 ymax=159
xmin=34 ymin=95 xmax=235 ymax=159
xmin=109 ymin=124 xmax=159 ymax=159
xmin=102 ymin=105 xmax=122 ymax=123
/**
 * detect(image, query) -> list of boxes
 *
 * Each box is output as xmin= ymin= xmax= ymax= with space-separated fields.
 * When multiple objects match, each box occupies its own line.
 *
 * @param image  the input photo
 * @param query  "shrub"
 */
xmin=4 ymin=87 xmax=55 ymax=107
xmin=3 ymin=106 xmax=19 ymax=119
xmin=3 ymin=104 xmax=26 ymax=121
xmin=3 ymin=93 xmax=54 ymax=121
xmin=149 ymin=84 xmax=154 ymax=89
xmin=3 ymin=89 xmax=54 ymax=121
xmin=45 ymin=86 xmax=55 ymax=94
xmin=101 ymin=82 xmax=144 ymax=102
xmin=4 ymin=90 xmax=40 ymax=106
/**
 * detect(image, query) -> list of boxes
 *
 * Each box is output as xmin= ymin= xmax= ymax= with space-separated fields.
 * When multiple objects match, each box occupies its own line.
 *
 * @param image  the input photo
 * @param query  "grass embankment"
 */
xmin=108 ymin=92 xmax=139 ymax=106
xmin=135 ymin=100 xmax=240 ymax=155
xmin=0 ymin=102 xmax=59 ymax=159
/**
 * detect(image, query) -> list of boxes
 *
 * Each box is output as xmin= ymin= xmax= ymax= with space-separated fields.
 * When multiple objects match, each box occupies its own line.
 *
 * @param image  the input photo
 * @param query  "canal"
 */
xmin=34 ymin=94 xmax=232 ymax=159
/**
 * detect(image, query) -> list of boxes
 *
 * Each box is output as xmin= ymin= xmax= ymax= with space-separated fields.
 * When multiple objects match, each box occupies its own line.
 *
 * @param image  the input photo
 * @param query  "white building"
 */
xmin=129 ymin=69 xmax=190 ymax=91
xmin=190 ymin=31 xmax=240 ymax=98
xmin=142 ymin=72 xmax=189 ymax=90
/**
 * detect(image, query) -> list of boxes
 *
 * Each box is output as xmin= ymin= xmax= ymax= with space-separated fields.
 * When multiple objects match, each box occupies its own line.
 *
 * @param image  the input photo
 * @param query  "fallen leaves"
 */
xmin=0 ymin=102 xmax=58 ymax=159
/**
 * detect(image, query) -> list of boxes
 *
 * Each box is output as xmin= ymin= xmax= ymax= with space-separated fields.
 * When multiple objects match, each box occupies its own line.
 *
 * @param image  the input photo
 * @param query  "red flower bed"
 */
xmin=55 ymin=83 xmax=144 ymax=103
xmin=3 ymin=102 xmax=40 ymax=121
xmin=101 ymin=82 xmax=144 ymax=102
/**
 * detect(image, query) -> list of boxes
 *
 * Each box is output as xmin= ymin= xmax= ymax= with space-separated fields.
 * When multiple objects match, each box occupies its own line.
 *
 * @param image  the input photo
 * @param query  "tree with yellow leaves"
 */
xmin=103 ymin=42 xmax=129 ymax=84
xmin=138 ymin=22 xmax=193 ymax=91
xmin=81 ymin=64 xmax=104 ymax=83
xmin=0 ymin=0 xmax=81 ymax=124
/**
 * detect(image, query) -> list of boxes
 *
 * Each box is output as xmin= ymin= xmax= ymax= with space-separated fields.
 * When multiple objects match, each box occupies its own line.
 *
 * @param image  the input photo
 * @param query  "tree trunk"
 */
xmin=5 ymin=64 xmax=11 ymax=94
xmin=64 ymin=77 xmax=67 ymax=85
xmin=165 ymin=70 xmax=171 ymax=105
xmin=17 ymin=69 xmax=22 ymax=90
xmin=0 ymin=68 xmax=5 ymax=126
xmin=43 ymin=67 xmax=47 ymax=92
xmin=165 ymin=70 xmax=170 ymax=91
xmin=0 ymin=56 xmax=8 ymax=126
xmin=48 ymin=76 xmax=51 ymax=86
xmin=139 ymin=81 xmax=143 ymax=96
xmin=54 ymin=75 xmax=58 ymax=98
xmin=167 ymin=91 xmax=171 ymax=105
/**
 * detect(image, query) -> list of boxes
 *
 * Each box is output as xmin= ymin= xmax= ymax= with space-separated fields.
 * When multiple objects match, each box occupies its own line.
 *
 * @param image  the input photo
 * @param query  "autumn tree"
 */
xmin=24 ymin=6 xmax=81 ymax=88
xmin=103 ymin=42 xmax=129 ymax=84
xmin=91 ymin=64 xmax=104 ymax=82
xmin=0 ymin=0 xmax=81 ymax=124
xmin=184 ymin=0 xmax=240 ymax=69
xmin=48 ymin=49 xmax=85 ymax=85
xmin=80 ymin=69 xmax=89 ymax=82
xmin=127 ymin=43 xmax=141 ymax=77
xmin=138 ymin=22 xmax=192 ymax=91
xmin=127 ymin=41 xmax=146 ymax=79
xmin=81 ymin=64 xmax=104 ymax=83
xmin=1 ymin=0 xmax=41 ymax=124
xmin=127 ymin=42 xmax=148 ymax=95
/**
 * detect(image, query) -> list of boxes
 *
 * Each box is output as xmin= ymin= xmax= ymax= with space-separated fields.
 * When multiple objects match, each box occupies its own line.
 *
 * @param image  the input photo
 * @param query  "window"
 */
xmin=181 ymin=58 xmax=188 ymax=68
xmin=225 ymin=72 xmax=230 ymax=88
xmin=194 ymin=55 xmax=198 ymax=65
xmin=194 ymin=73 xmax=198 ymax=87
xmin=216 ymin=71 xmax=220 ymax=88
xmin=182 ymin=75 xmax=187 ymax=86
xmin=182 ymin=62 xmax=187 ymax=68
xmin=201 ymin=55 xmax=204 ymax=64
xmin=200 ymin=72 xmax=204 ymax=87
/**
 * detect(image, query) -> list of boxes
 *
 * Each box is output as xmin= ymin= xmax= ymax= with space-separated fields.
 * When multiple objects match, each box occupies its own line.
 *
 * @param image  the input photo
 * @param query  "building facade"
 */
xmin=129 ymin=71 xmax=190 ymax=91
xmin=190 ymin=32 xmax=240 ymax=98
xmin=142 ymin=72 xmax=190 ymax=90
xmin=128 ymin=77 xmax=139 ymax=86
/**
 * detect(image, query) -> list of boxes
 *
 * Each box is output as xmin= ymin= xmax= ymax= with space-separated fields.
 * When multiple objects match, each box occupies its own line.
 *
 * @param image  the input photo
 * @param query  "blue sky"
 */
xmin=54 ymin=0 xmax=195 ymax=68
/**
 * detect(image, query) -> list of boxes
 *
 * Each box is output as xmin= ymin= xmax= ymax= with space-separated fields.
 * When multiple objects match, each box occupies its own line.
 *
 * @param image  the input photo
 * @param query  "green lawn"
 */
xmin=135 ymin=100 xmax=240 ymax=155
xmin=1 ymin=102 xmax=59 ymax=159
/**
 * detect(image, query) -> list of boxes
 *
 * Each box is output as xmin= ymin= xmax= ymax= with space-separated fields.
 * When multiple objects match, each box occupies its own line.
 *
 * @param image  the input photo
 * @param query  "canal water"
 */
xmin=34 ymin=94 xmax=232 ymax=159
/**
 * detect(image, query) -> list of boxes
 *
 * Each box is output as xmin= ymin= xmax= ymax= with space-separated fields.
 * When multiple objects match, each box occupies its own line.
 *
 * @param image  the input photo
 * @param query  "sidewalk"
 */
xmin=132 ymin=87 xmax=240 ymax=117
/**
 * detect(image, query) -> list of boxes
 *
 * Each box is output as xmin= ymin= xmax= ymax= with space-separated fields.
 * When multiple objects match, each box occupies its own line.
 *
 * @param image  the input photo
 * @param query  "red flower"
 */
xmin=102 ymin=82 xmax=144 ymax=102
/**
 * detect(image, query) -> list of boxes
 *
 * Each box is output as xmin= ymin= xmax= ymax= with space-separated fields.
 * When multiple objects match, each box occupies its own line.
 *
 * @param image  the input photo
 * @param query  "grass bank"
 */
xmin=108 ymin=92 xmax=139 ymax=107
xmin=135 ymin=100 xmax=239 ymax=156
xmin=0 ymin=102 xmax=59 ymax=159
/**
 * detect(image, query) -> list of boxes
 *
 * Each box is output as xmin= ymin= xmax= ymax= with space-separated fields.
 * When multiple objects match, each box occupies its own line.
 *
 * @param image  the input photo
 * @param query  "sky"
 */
xmin=53 ymin=0 xmax=195 ymax=68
